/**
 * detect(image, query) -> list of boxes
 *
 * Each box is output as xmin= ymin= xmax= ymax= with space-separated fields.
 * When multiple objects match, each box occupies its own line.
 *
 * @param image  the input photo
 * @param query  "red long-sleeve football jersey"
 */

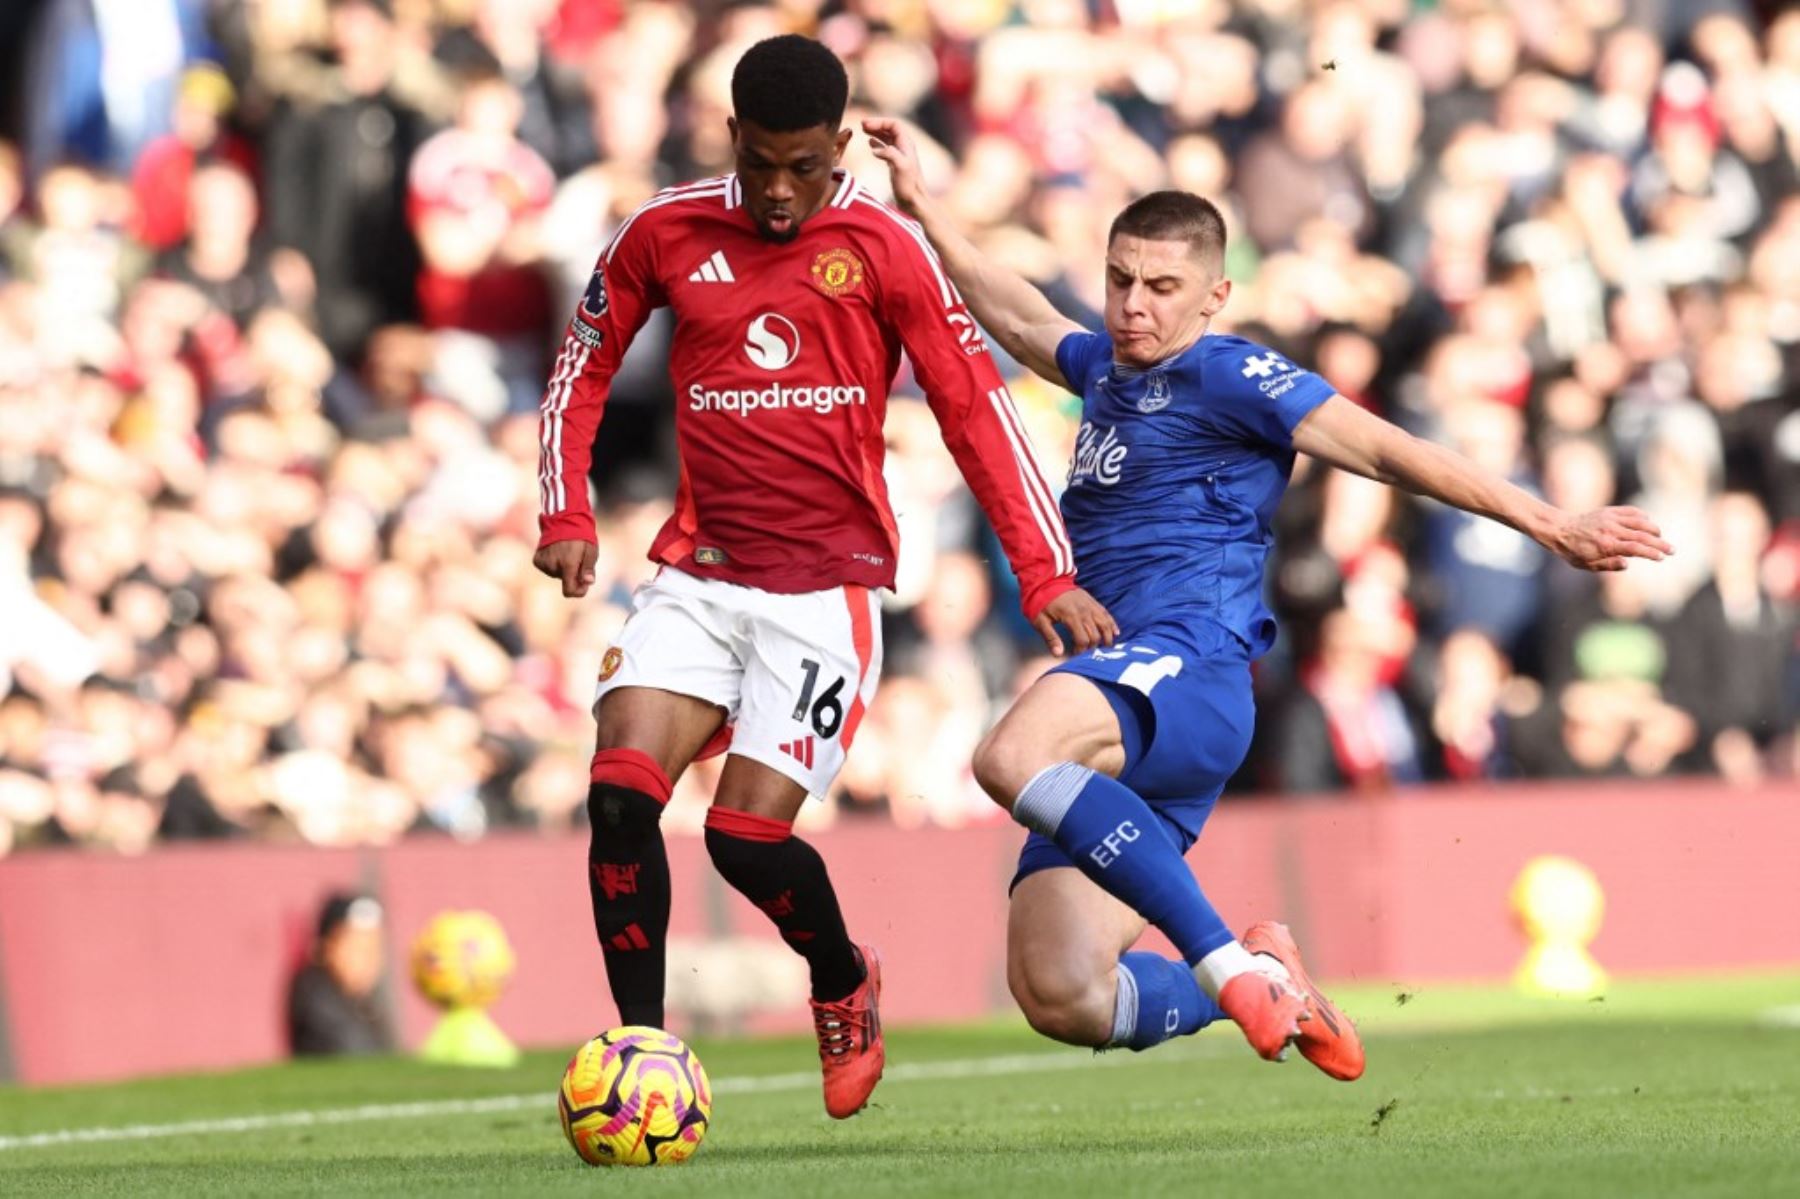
xmin=536 ymin=171 xmax=1077 ymax=617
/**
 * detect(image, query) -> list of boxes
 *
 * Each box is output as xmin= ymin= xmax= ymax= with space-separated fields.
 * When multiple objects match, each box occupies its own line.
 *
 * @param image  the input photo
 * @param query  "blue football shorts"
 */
xmin=1012 ymin=619 xmax=1256 ymax=890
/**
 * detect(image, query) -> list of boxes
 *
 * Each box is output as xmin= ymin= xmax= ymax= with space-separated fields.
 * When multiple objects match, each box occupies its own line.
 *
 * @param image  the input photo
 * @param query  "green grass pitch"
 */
xmin=3 ymin=973 xmax=1798 ymax=1197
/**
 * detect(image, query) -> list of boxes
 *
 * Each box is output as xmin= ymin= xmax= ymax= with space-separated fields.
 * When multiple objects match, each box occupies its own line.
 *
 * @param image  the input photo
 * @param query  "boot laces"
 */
xmin=812 ymin=1000 xmax=863 ymax=1063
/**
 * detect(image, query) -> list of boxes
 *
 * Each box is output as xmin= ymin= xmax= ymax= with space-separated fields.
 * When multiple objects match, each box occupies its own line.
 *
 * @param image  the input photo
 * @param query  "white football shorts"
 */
xmin=593 ymin=567 xmax=883 ymax=796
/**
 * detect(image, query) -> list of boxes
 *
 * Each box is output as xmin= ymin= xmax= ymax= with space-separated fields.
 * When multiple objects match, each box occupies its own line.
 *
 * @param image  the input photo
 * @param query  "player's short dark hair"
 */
xmin=731 ymin=34 xmax=848 ymax=133
xmin=1108 ymin=191 xmax=1227 ymax=266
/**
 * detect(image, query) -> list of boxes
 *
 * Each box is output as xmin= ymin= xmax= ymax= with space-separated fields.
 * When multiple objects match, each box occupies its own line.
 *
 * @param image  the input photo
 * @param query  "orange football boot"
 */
xmin=1217 ymin=965 xmax=1310 ymax=1062
xmin=1242 ymin=921 xmax=1364 ymax=1081
xmin=810 ymin=945 xmax=885 ymax=1118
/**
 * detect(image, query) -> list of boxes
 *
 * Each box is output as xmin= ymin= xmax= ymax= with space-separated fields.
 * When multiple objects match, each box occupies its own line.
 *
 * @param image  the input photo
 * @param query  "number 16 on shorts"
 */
xmin=733 ymin=584 xmax=883 ymax=796
xmin=792 ymin=659 xmax=847 ymax=740
xmin=593 ymin=571 xmax=883 ymax=796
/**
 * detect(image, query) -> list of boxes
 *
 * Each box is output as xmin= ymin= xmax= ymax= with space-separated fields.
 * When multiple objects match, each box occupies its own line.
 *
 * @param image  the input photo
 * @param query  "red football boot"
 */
xmin=810 ymin=945 xmax=884 ymax=1118
xmin=1217 ymin=964 xmax=1310 ymax=1062
xmin=1242 ymin=921 xmax=1364 ymax=1081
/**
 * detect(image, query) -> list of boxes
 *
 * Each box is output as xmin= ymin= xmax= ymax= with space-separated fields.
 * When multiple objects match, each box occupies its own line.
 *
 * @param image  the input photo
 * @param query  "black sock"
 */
xmin=587 ymin=781 xmax=671 ymax=1028
xmin=704 ymin=816 xmax=864 ymax=1003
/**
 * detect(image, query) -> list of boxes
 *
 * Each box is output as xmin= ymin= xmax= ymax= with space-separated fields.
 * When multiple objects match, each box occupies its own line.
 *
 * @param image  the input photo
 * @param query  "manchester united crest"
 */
xmin=598 ymin=646 xmax=623 ymax=682
xmin=810 ymin=247 xmax=865 ymax=297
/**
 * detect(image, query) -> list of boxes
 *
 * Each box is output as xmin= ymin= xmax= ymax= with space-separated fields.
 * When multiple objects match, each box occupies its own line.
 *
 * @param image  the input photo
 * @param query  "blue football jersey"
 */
xmin=1053 ymin=330 xmax=1335 ymax=656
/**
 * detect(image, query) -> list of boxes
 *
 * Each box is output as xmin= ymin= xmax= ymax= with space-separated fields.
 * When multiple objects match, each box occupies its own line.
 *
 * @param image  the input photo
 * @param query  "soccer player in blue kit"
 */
xmin=866 ymin=118 xmax=1672 ymax=1078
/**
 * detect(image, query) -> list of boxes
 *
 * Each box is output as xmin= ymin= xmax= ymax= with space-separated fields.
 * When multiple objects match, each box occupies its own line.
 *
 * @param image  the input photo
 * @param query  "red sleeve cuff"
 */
xmin=1018 ymin=574 xmax=1077 ymax=621
xmin=538 ymin=511 xmax=596 ymax=550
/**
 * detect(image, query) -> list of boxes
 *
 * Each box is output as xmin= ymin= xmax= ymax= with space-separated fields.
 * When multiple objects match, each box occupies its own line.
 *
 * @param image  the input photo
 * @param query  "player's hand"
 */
xmin=1551 ymin=506 xmax=1673 ymax=572
xmin=1032 ymin=588 xmax=1120 ymax=658
xmin=861 ymin=117 xmax=926 ymax=216
xmin=533 ymin=538 xmax=598 ymax=597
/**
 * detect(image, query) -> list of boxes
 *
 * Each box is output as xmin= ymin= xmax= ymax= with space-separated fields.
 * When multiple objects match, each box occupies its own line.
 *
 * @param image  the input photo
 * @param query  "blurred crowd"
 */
xmin=0 ymin=0 xmax=1797 ymax=857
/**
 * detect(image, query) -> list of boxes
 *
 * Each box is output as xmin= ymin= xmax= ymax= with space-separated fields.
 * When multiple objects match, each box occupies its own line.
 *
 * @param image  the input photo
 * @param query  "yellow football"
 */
xmin=558 ymin=1027 xmax=712 ymax=1167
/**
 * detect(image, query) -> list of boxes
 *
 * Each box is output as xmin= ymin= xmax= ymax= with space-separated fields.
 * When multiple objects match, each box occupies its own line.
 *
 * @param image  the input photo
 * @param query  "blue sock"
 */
xmin=1113 ymin=952 xmax=1224 ymax=1050
xmin=1013 ymin=762 xmax=1234 ymax=964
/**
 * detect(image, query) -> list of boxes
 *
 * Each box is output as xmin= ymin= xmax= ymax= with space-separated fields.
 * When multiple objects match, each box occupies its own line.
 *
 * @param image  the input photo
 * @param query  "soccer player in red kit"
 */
xmin=533 ymin=35 xmax=1115 ymax=1119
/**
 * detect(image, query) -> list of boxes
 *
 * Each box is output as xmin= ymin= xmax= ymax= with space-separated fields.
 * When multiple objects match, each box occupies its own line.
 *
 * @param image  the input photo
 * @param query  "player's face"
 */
xmin=729 ymin=118 xmax=854 ymax=243
xmin=1102 ymin=235 xmax=1231 ymax=367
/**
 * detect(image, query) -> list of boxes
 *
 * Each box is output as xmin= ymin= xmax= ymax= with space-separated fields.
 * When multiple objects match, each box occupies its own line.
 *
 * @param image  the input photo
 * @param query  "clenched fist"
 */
xmin=534 ymin=539 xmax=598 ymax=597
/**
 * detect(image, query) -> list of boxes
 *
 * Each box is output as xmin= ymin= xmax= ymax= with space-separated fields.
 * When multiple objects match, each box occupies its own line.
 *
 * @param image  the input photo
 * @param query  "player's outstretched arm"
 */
xmin=863 ymin=117 xmax=1080 ymax=388
xmin=1291 ymin=395 xmax=1674 ymax=572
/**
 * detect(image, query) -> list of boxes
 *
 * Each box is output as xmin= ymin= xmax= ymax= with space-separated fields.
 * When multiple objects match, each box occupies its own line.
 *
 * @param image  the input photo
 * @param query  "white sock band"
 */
xmin=1110 ymin=960 xmax=1140 ymax=1047
xmin=1193 ymin=941 xmax=1259 ymax=1000
xmin=1255 ymin=952 xmax=1292 ymax=983
xmin=1011 ymin=761 xmax=1093 ymax=836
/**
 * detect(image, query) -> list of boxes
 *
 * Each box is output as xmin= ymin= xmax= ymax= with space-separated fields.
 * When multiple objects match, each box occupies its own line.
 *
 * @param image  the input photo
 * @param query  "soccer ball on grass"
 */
xmin=558 ymin=1027 xmax=712 ymax=1166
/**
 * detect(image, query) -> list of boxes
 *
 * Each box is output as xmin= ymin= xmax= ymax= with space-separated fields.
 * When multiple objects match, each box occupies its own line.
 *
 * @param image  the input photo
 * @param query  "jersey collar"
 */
xmin=1108 ymin=331 xmax=1209 ymax=379
xmin=826 ymin=169 xmax=861 ymax=209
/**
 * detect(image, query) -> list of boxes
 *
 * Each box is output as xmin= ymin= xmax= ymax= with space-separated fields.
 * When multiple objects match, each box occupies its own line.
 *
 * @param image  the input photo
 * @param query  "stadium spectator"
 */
xmin=263 ymin=0 xmax=436 ymax=358
xmin=1416 ymin=398 xmax=1550 ymax=654
xmin=1425 ymin=627 xmax=1523 ymax=782
xmin=1273 ymin=605 xmax=1428 ymax=795
xmin=288 ymin=891 xmax=396 ymax=1057
xmin=129 ymin=63 xmax=256 ymax=254
xmin=406 ymin=53 xmax=556 ymax=414
xmin=1665 ymin=492 xmax=1796 ymax=782
xmin=157 ymin=162 xmax=287 ymax=332
xmin=1235 ymin=81 xmax=1372 ymax=254
xmin=452 ymin=0 xmax=595 ymax=179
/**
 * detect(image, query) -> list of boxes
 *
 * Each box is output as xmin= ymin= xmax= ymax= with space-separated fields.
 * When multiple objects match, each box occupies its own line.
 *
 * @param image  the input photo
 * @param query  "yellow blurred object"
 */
xmin=411 ymin=910 xmax=515 ymax=1009
xmin=1510 ymin=855 xmax=1608 ymax=999
xmin=418 ymin=1006 xmax=520 ymax=1068
xmin=177 ymin=63 xmax=236 ymax=115
xmin=409 ymin=910 xmax=519 ymax=1066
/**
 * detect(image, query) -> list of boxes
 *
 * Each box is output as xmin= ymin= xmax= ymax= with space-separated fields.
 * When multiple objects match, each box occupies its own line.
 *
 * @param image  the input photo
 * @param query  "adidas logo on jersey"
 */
xmin=778 ymin=736 xmax=816 ymax=769
xmin=688 ymin=251 xmax=736 ymax=283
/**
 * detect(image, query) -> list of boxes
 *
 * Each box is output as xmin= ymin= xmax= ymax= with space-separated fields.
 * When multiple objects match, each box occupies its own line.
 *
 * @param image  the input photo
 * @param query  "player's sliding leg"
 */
xmin=1009 ymin=761 xmax=1305 ymax=1060
xmin=588 ymin=688 xmax=725 ymax=1030
xmin=706 ymin=755 xmax=881 ymax=1119
xmin=1008 ymin=866 xmax=1226 ymax=1051
xmin=976 ymin=673 xmax=1308 ymax=1062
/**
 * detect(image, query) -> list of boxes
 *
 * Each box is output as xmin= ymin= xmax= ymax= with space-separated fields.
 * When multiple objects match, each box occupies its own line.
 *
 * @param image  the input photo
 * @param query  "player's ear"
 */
xmin=1203 ymin=276 xmax=1232 ymax=317
xmin=727 ymin=115 xmax=740 ymax=150
xmin=833 ymin=125 xmax=853 ymax=162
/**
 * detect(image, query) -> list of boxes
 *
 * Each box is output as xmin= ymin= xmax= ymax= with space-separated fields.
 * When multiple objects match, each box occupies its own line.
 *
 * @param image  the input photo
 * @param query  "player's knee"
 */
xmin=587 ymin=749 xmax=672 ymax=846
xmin=1008 ymin=957 xmax=1113 ymax=1047
xmin=701 ymin=808 xmax=793 ymax=876
xmin=703 ymin=828 xmax=746 ymax=880
xmin=973 ymin=728 xmax=1044 ymax=810
xmin=587 ymin=785 xmax=664 ymax=848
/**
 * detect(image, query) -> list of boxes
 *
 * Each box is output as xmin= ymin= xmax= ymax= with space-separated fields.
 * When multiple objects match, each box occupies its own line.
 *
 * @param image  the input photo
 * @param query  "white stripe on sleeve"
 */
xmin=986 ymin=386 xmax=1076 ymax=576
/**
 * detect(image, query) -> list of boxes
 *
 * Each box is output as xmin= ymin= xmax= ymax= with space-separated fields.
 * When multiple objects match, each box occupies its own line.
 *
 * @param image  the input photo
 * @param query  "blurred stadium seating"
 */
xmin=0 ymin=0 xmax=1796 ymax=862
